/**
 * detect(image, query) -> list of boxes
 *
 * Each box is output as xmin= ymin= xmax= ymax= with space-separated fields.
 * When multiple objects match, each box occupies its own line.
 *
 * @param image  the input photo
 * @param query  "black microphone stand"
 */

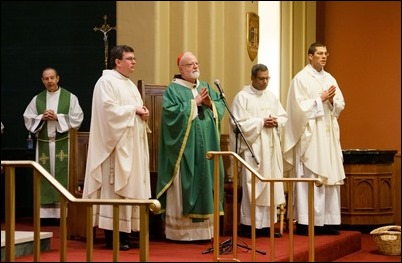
xmin=219 ymin=91 xmax=259 ymax=166
xmin=202 ymin=90 xmax=265 ymax=255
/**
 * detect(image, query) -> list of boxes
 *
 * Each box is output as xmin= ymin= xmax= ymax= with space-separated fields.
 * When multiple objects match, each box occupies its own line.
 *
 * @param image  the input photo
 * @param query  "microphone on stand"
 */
xmin=198 ymin=105 xmax=204 ymax=120
xmin=214 ymin=79 xmax=225 ymax=98
xmin=195 ymin=83 xmax=205 ymax=120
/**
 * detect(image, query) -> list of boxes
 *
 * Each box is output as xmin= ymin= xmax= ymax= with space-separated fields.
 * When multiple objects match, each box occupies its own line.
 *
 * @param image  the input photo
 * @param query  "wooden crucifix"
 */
xmin=94 ymin=15 xmax=116 ymax=69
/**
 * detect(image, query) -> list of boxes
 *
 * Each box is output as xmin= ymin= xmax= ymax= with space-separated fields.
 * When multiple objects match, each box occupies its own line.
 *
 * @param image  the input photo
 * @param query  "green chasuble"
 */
xmin=36 ymin=88 xmax=71 ymax=205
xmin=156 ymin=80 xmax=226 ymax=221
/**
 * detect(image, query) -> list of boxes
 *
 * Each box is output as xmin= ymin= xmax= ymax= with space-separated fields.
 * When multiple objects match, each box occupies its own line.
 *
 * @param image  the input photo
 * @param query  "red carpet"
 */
xmin=2 ymin=219 xmax=401 ymax=262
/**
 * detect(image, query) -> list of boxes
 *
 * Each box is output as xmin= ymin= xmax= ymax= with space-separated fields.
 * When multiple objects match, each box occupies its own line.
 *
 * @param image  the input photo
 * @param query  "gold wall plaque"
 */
xmin=246 ymin=12 xmax=259 ymax=62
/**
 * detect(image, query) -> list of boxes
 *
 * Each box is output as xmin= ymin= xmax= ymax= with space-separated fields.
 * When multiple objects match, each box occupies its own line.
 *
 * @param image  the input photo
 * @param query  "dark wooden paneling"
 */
xmin=137 ymin=80 xmax=167 ymax=176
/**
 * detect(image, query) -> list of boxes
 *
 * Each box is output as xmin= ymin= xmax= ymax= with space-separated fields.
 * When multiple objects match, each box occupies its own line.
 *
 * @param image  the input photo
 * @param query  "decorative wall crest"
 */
xmin=246 ymin=12 xmax=259 ymax=62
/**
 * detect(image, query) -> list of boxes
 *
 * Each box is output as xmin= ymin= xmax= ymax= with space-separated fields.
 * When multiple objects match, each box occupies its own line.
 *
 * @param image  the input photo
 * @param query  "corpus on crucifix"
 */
xmin=94 ymin=15 xmax=116 ymax=69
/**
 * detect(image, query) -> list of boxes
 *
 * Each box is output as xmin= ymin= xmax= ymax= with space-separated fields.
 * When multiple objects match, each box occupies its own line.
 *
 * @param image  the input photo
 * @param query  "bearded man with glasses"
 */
xmin=156 ymin=51 xmax=226 ymax=242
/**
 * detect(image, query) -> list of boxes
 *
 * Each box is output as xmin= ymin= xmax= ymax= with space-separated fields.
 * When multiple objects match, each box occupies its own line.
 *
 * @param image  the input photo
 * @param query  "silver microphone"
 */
xmin=214 ymin=79 xmax=225 ymax=98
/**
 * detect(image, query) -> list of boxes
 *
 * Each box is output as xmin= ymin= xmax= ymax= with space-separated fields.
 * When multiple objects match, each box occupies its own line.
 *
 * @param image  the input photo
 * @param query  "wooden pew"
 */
xmin=67 ymin=129 xmax=90 ymax=240
xmin=137 ymin=80 xmax=167 ymax=239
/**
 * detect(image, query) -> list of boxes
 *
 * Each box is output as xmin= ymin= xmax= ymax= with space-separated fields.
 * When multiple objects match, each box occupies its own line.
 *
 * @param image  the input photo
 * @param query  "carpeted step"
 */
xmin=1 ymin=231 xmax=53 ymax=260
xmin=212 ymin=230 xmax=362 ymax=262
xmin=277 ymin=231 xmax=362 ymax=262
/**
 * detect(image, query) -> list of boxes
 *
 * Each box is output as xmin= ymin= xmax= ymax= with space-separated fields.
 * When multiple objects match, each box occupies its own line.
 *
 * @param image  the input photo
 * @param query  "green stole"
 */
xmin=36 ymin=88 xmax=70 ymax=205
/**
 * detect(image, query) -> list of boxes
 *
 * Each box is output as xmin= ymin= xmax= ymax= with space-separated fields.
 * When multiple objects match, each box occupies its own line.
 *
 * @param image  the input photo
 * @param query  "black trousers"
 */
xmin=104 ymin=229 xmax=130 ymax=246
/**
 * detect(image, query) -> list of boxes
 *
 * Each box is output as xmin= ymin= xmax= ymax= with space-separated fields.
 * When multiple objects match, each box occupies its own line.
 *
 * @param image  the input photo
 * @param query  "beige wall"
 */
xmin=117 ymin=1 xmax=316 ymax=135
xmin=117 ymin=1 xmax=401 ymax=154
xmin=117 ymin=1 xmax=258 ymax=133
xmin=280 ymin=1 xmax=316 ymax=105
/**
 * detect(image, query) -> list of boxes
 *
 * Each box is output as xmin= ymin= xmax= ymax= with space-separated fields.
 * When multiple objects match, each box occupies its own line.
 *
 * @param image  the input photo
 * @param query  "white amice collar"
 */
xmin=249 ymin=85 xmax=264 ymax=96
xmin=308 ymin=64 xmax=325 ymax=76
xmin=47 ymin=87 xmax=61 ymax=95
xmin=173 ymin=78 xmax=199 ymax=90
xmin=103 ymin=69 xmax=129 ymax=79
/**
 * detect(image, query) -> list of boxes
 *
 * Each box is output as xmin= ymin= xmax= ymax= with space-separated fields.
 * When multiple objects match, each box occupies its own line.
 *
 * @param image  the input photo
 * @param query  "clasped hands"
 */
xmin=42 ymin=109 xmax=58 ymax=121
xmin=136 ymin=106 xmax=150 ymax=121
xmin=195 ymin=87 xmax=212 ymax=108
xmin=264 ymin=115 xmax=278 ymax=128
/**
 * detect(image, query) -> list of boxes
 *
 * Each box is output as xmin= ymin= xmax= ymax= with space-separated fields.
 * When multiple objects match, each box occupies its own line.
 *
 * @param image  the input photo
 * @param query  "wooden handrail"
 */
xmin=206 ymin=151 xmax=322 ymax=262
xmin=1 ymin=160 xmax=161 ymax=262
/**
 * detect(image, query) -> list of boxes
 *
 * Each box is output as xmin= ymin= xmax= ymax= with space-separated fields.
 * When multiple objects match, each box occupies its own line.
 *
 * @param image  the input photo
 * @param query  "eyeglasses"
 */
xmin=122 ymin=57 xmax=136 ymax=62
xmin=256 ymin=76 xmax=271 ymax=81
xmin=181 ymin=62 xmax=200 ymax=67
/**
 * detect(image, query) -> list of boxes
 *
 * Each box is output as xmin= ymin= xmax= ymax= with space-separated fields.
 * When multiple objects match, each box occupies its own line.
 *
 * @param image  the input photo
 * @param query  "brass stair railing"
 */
xmin=1 ymin=160 xmax=161 ymax=262
xmin=207 ymin=151 xmax=322 ymax=262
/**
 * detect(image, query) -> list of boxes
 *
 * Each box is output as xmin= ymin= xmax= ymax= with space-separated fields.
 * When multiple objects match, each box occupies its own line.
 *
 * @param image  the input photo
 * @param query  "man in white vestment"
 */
xmin=23 ymin=67 xmax=84 ymax=223
xmin=283 ymin=42 xmax=345 ymax=235
xmin=230 ymin=64 xmax=287 ymax=238
xmin=83 ymin=45 xmax=151 ymax=250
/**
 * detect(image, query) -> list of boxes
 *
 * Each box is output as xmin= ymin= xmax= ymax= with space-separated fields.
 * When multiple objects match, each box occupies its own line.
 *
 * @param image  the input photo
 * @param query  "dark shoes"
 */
xmin=120 ymin=231 xmax=139 ymax=248
xmin=295 ymin=223 xmax=309 ymax=236
xmin=295 ymin=223 xmax=340 ymax=236
xmin=124 ymin=240 xmax=139 ymax=248
xmin=316 ymin=225 xmax=340 ymax=235
xmin=104 ymin=230 xmax=139 ymax=250
xmin=40 ymin=218 xmax=60 ymax=226
xmin=106 ymin=243 xmax=130 ymax=251
xmin=105 ymin=241 xmax=138 ymax=250
xmin=238 ymin=224 xmax=282 ymax=238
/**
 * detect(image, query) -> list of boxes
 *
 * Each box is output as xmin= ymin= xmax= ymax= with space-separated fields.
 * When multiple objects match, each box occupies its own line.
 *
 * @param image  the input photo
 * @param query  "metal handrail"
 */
xmin=207 ymin=151 xmax=322 ymax=262
xmin=1 ymin=160 xmax=161 ymax=262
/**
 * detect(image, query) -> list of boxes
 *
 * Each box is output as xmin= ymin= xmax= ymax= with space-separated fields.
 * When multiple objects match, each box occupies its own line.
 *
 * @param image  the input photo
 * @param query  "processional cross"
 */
xmin=94 ymin=15 xmax=116 ymax=69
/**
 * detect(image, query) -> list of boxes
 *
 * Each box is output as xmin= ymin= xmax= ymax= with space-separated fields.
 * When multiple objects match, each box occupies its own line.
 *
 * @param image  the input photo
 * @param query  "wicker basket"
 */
xmin=370 ymin=225 xmax=401 ymax=256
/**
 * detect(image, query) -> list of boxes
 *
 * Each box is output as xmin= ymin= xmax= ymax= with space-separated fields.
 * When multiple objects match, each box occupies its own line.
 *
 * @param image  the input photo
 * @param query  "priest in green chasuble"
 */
xmin=156 ymin=51 xmax=226 ymax=241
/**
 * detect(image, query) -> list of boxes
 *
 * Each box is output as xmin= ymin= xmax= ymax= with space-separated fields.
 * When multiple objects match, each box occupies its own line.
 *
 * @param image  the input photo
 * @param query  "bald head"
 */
xmin=177 ymin=51 xmax=200 ymax=83
xmin=177 ymin=51 xmax=196 ymax=67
